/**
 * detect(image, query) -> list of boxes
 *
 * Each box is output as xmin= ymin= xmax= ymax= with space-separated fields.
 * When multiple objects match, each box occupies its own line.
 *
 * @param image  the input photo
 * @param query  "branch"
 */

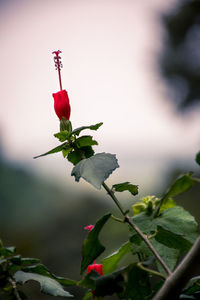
xmin=153 ymin=236 xmax=200 ymax=300
xmin=102 ymin=182 xmax=172 ymax=276
xmin=8 ymin=277 xmax=22 ymax=300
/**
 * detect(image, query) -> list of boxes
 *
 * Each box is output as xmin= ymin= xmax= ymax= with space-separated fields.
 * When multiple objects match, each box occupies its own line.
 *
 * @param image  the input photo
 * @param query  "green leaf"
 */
xmin=54 ymin=131 xmax=70 ymax=142
xmin=155 ymin=226 xmax=192 ymax=252
xmin=102 ymin=242 xmax=131 ymax=274
xmin=195 ymin=152 xmax=200 ymax=166
xmin=112 ymin=182 xmax=138 ymax=196
xmin=33 ymin=143 xmax=67 ymax=159
xmin=159 ymin=198 xmax=177 ymax=213
xmin=75 ymin=136 xmax=98 ymax=148
xmin=122 ymin=264 xmax=151 ymax=300
xmin=82 ymin=291 xmax=92 ymax=300
xmin=81 ymin=213 xmax=111 ymax=274
xmin=183 ymin=275 xmax=200 ymax=295
xmin=71 ymin=153 xmax=119 ymax=189
xmin=21 ymin=264 xmax=77 ymax=286
xmin=67 ymin=147 xmax=94 ymax=165
xmin=14 ymin=270 xmax=73 ymax=297
xmin=62 ymin=147 xmax=73 ymax=158
xmin=162 ymin=174 xmax=194 ymax=200
xmin=71 ymin=122 xmax=103 ymax=136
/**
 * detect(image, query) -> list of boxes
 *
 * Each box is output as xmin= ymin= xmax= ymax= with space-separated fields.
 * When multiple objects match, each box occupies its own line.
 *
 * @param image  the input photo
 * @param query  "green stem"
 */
xmin=137 ymin=262 xmax=166 ymax=280
xmin=102 ymin=182 xmax=172 ymax=277
xmin=102 ymin=182 xmax=126 ymax=215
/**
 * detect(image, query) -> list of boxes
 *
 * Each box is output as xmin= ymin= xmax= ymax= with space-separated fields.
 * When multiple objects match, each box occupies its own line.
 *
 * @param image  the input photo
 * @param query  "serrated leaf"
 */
xmin=113 ymin=182 xmax=138 ymax=196
xmin=75 ymin=135 xmax=98 ymax=148
xmin=34 ymin=143 xmax=67 ymax=159
xmin=102 ymin=242 xmax=131 ymax=274
xmin=155 ymin=226 xmax=192 ymax=252
xmin=71 ymin=153 xmax=119 ymax=189
xmin=71 ymin=122 xmax=103 ymax=136
xmin=81 ymin=214 xmax=111 ymax=274
xmin=14 ymin=270 xmax=73 ymax=297
xmin=196 ymin=152 xmax=200 ymax=166
xmin=54 ymin=131 xmax=70 ymax=142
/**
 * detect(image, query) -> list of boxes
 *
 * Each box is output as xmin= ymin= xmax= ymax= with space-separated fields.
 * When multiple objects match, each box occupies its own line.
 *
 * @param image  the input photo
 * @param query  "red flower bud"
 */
xmin=84 ymin=225 xmax=94 ymax=233
xmin=87 ymin=263 xmax=103 ymax=276
xmin=52 ymin=90 xmax=71 ymax=120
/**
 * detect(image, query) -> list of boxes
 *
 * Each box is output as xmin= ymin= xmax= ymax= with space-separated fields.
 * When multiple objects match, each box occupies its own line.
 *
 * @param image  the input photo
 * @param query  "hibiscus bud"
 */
xmin=52 ymin=90 xmax=71 ymax=120
xmin=87 ymin=263 xmax=103 ymax=276
xmin=84 ymin=225 xmax=94 ymax=233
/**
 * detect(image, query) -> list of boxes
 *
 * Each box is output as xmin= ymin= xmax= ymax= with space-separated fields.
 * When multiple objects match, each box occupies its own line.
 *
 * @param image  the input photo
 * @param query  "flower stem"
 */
xmin=102 ymin=182 xmax=172 ymax=277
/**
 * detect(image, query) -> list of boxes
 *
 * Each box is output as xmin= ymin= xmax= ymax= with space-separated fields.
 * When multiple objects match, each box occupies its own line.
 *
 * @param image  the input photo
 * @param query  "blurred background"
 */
xmin=0 ymin=0 xmax=200 ymax=298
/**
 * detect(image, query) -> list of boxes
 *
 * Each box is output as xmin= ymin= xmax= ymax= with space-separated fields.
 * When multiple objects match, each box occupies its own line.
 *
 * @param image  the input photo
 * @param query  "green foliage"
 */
xmin=33 ymin=143 xmax=67 ymax=159
xmin=81 ymin=214 xmax=111 ymax=274
xmin=71 ymin=153 xmax=119 ymax=189
xmin=14 ymin=271 xmax=73 ymax=297
xmin=112 ymin=182 xmax=138 ymax=196
xmin=102 ymin=242 xmax=131 ymax=274
xmin=70 ymin=122 xmax=103 ymax=136
xmin=0 ymin=241 xmax=75 ymax=299
xmin=196 ymin=152 xmax=200 ymax=166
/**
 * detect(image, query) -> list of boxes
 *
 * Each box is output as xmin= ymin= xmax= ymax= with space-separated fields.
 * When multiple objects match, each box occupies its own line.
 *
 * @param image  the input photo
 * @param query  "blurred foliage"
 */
xmin=160 ymin=0 xmax=200 ymax=111
xmin=0 ymin=154 xmax=127 ymax=299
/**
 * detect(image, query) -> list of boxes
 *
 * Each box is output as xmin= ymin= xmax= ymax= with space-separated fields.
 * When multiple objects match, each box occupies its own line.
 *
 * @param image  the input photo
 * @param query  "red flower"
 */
xmin=87 ymin=263 xmax=103 ymax=276
xmin=52 ymin=90 xmax=71 ymax=120
xmin=84 ymin=225 xmax=94 ymax=233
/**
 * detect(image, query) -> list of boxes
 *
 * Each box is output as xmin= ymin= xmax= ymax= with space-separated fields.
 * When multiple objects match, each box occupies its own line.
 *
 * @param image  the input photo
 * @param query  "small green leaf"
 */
xmin=195 ymin=152 xmax=200 ymax=166
xmin=163 ymin=174 xmax=194 ymax=200
xmin=71 ymin=153 xmax=119 ymax=189
xmin=112 ymin=182 xmax=138 ymax=196
xmin=159 ymin=198 xmax=177 ymax=213
xmin=67 ymin=147 xmax=94 ymax=165
xmin=71 ymin=122 xmax=103 ymax=137
xmin=14 ymin=270 xmax=73 ymax=297
xmin=155 ymin=226 xmax=192 ymax=252
xmin=81 ymin=213 xmax=111 ymax=274
xmin=75 ymin=136 xmax=98 ymax=148
xmin=34 ymin=143 xmax=67 ymax=159
xmin=82 ymin=291 xmax=93 ymax=300
xmin=54 ymin=131 xmax=70 ymax=142
xmin=62 ymin=147 xmax=73 ymax=158
xmin=102 ymin=242 xmax=131 ymax=274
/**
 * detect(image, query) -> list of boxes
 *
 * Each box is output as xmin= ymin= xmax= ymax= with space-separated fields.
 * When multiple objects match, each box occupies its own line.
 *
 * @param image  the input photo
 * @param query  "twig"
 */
xmin=137 ymin=262 xmax=166 ymax=280
xmin=153 ymin=236 xmax=200 ymax=300
xmin=102 ymin=182 xmax=172 ymax=277
xmin=8 ymin=277 xmax=22 ymax=300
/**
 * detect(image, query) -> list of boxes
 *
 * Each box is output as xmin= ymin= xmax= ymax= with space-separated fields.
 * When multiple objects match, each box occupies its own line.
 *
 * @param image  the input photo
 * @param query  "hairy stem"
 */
xmin=102 ymin=182 xmax=172 ymax=276
xmin=153 ymin=236 xmax=200 ymax=300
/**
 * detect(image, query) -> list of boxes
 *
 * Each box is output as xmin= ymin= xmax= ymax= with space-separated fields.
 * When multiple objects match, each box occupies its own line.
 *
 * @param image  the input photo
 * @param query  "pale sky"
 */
xmin=0 ymin=0 xmax=200 ymax=190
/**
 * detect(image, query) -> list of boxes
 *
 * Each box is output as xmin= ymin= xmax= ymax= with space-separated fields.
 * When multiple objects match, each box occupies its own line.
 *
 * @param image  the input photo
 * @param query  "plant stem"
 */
xmin=8 ymin=278 xmax=22 ymax=300
xmin=102 ymin=183 xmax=126 ymax=215
xmin=102 ymin=182 xmax=172 ymax=277
xmin=137 ymin=262 xmax=166 ymax=280
xmin=153 ymin=236 xmax=200 ymax=300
